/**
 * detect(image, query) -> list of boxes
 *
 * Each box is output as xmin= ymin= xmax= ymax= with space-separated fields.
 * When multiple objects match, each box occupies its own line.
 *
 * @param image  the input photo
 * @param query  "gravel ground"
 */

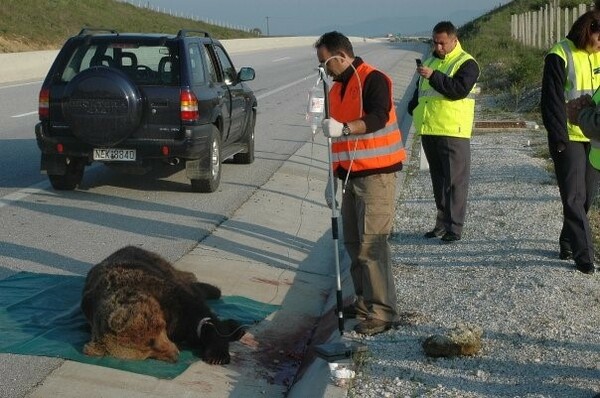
xmin=346 ymin=129 xmax=600 ymax=398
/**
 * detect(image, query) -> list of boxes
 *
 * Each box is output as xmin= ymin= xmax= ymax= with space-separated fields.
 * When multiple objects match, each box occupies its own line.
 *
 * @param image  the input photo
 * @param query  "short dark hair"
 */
xmin=567 ymin=10 xmax=600 ymax=49
xmin=432 ymin=21 xmax=457 ymax=37
xmin=314 ymin=31 xmax=355 ymax=57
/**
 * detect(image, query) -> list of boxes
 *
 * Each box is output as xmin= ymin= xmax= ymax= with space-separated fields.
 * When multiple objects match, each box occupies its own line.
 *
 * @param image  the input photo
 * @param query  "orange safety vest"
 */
xmin=329 ymin=63 xmax=406 ymax=174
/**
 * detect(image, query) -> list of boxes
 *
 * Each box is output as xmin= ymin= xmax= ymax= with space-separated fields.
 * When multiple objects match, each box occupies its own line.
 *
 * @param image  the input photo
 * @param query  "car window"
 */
xmin=188 ymin=44 xmax=206 ymax=85
xmin=60 ymin=42 xmax=180 ymax=85
xmin=203 ymin=44 xmax=220 ymax=83
xmin=214 ymin=45 xmax=237 ymax=85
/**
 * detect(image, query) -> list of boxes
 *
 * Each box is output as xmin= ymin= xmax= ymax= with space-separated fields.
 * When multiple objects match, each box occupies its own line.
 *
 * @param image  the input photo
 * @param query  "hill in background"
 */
xmin=0 ymin=0 xmax=254 ymax=53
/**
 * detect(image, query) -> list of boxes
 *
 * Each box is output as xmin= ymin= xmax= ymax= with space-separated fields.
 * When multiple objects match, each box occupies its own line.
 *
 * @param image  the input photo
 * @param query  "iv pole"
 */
xmin=318 ymin=66 xmax=344 ymax=335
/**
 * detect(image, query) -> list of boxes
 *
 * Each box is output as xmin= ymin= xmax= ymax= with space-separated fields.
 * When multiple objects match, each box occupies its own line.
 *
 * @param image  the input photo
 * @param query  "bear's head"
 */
xmin=84 ymin=291 xmax=180 ymax=362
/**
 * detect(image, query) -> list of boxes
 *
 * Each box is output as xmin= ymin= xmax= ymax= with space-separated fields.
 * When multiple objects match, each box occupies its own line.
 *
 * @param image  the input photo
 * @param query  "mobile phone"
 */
xmin=415 ymin=58 xmax=422 ymax=67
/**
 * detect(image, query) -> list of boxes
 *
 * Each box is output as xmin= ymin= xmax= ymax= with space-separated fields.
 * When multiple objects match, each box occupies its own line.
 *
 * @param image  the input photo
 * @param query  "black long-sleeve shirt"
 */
xmin=541 ymin=53 xmax=569 ymax=150
xmin=407 ymin=55 xmax=480 ymax=116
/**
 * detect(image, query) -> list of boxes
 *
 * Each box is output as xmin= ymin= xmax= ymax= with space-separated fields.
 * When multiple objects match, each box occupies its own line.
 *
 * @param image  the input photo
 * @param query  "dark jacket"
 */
xmin=541 ymin=53 xmax=569 ymax=151
xmin=578 ymin=105 xmax=600 ymax=140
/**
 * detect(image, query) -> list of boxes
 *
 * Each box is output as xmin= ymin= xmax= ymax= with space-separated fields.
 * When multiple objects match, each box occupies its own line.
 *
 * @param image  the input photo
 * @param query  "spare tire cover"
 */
xmin=63 ymin=66 xmax=143 ymax=147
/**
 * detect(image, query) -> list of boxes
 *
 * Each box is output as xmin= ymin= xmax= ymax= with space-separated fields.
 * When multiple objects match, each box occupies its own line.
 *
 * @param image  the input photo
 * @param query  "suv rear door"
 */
xmin=115 ymin=42 xmax=182 ymax=140
xmin=55 ymin=38 xmax=183 ymax=143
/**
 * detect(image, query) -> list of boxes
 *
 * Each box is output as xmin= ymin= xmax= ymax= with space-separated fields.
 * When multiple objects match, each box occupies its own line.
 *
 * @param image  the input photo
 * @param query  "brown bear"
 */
xmin=80 ymin=245 xmax=245 ymax=364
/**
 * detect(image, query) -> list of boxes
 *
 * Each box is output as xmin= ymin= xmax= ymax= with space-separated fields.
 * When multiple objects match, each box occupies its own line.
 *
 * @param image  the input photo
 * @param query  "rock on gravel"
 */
xmin=347 ymin=130 xmax=600 ymax=398
xmin=422 ymin=323 xmax=483 ymax=358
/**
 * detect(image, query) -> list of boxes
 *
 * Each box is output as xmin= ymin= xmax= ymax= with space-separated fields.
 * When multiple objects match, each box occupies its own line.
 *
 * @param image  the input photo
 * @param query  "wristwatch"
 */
xmin=342 ymin=123 xmax=351 ymax=136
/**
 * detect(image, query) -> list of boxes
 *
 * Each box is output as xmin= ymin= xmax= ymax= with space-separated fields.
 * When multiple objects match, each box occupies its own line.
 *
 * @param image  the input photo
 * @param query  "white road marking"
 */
xmin=12 ymin=111 xmax=37 ymax=118
xmin=0 ymin=80 xmax=42 ymax=90
xmin=272 ymin=57 xmax=291 ymax=62
xmin=0 ymin=181 xmax=50 ymax=209
xmin=256 ymin=75 xmax=313 ymax=100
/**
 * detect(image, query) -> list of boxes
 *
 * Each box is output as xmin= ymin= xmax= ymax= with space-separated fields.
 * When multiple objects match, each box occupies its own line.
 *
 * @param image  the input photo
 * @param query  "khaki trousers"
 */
xmin=341 ymin=172 xmax=398 ymax=322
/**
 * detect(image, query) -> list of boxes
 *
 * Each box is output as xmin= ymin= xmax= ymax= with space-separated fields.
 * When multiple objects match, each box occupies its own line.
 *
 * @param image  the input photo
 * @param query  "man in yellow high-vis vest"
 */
xmin=408 ymin=21 xmax=480 ymax=243
xmin=544 ymin=9 xmax=600 ymax=275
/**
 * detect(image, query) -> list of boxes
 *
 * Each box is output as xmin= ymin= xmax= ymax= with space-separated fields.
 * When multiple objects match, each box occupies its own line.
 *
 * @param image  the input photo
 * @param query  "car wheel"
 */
xmin=63 ymin=66 xmax=143 ymax=147
xmin=190 ymin=127 xmax=222 ymax=193
xmin=232 ymin=110 xmax=255 ymax=164
xmin=48 ymin=158 xmax=85 ymax=191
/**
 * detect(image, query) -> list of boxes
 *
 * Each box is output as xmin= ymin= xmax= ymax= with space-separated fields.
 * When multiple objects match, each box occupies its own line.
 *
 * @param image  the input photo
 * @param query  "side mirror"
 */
xmin=237 ymin=67 xmax=255 ymax=82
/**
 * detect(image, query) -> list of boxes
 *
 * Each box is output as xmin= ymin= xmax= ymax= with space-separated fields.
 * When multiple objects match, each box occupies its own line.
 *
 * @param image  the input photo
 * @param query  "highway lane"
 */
xmin=0 ymin=40 xmax=424 ymax=398
xmin=0 ymin=81 xmax=44 ymax=193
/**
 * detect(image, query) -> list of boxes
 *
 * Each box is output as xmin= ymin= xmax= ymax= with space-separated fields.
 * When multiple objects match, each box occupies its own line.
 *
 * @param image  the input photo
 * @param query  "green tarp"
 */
xmin=0 ymin=271 xmax=279 ymax=379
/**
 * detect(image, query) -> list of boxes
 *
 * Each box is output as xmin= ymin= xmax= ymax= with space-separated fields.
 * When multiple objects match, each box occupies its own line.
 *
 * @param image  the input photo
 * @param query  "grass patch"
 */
xmin=458 ymin=0 xmax=545 ymax=113
xmin=0 ymin=0 xmax=255 ymax=53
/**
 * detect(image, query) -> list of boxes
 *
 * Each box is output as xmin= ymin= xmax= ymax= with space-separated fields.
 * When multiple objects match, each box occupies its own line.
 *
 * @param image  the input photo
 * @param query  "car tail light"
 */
xmin=39 ymin=87 xmax=50 ymax=120
xmin=180 ymin=89 xmax=199 ymax=122
xmin=56 ymin=143 xmax=64 ymax=154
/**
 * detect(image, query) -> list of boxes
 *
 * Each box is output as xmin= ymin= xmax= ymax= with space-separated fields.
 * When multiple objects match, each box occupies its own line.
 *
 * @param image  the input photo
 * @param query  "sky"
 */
xmin=136 ymin=0 xmax=509 ymax=37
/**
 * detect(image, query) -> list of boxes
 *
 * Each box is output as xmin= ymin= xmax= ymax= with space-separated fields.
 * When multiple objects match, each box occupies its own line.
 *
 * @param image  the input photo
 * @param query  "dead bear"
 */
xmin=80 ymin=245 xmax=245 ymax=364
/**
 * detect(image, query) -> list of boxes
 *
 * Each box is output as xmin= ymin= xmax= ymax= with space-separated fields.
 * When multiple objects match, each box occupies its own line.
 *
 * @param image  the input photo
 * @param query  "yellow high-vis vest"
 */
xmin=413 ymin=41 xmax=478 ymax=138
xmin=548 ymin=38 xmax=600 ymax=143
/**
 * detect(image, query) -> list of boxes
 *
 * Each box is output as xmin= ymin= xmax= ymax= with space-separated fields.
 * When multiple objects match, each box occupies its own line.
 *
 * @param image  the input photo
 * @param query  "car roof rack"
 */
xmin=78 ymin=27 xmax=119 ymax=36
xmin=177 ymin=29 xmax=211 ymax=38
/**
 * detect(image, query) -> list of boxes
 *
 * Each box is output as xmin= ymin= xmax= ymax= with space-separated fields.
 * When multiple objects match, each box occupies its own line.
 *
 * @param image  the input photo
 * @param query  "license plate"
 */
xmin=93 ymin=148 xmax=136 ymax=161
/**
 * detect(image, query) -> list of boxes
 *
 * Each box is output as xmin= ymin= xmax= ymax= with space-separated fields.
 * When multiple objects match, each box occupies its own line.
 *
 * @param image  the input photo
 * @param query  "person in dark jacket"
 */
xmin=408 ymin=21 xmax=480 ymax=243
xmin=541 ymin=9 xmax=600 ymax=275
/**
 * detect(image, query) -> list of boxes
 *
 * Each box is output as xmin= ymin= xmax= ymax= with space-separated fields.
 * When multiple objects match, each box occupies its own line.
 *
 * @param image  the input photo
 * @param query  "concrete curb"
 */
xmin=0 ymin=50 xmax=59 ymax=84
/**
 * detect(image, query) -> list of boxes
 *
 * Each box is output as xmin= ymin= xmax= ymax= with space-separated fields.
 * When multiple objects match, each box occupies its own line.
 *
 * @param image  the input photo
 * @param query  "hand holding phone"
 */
xmin=415 ymin=58 xmax=422 ymax=67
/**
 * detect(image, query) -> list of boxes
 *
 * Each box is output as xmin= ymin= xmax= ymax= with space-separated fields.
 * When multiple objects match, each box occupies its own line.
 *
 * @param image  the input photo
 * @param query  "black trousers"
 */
xmin=421 ymin=135 xmax=471 ymax=237
xmin=550 ymin=140 xmax=600 ymax=266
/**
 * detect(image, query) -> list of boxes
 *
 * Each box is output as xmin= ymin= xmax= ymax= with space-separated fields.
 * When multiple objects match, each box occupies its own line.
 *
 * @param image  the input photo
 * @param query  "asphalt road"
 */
xmin=0 ymin=39 xmax=423 ymax=398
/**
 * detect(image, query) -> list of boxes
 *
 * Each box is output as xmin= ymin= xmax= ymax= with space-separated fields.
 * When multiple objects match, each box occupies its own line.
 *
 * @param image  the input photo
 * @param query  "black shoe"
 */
xmin=424 ymin=227 xmax=445 ymax=238
xmin=559 ymin=247 xmax=573 ymax=260
xmin=441 ymin=231 xmax=460 ymax=243
xmin=575 ymin=263 xmax=595 ymax=274
xmin=559 ymin=250 xmax=573 ymax=260
xmin=354 ymin=318 xmax=393 ymax=336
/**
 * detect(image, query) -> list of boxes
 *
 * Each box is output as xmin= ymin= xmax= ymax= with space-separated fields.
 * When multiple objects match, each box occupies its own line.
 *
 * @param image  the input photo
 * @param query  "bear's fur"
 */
xmin=80 ymin=245 xmax=245 ymax=364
